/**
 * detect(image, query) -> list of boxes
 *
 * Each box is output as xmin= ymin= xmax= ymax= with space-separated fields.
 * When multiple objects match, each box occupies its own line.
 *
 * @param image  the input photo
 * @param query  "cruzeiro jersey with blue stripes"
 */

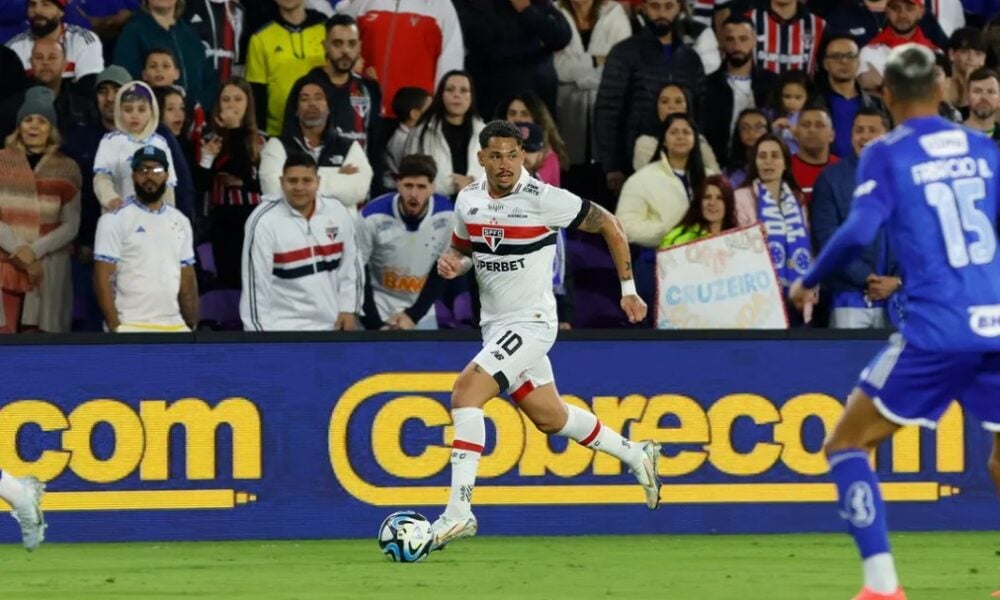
xmin=451 ymin=170 xmax=589 ymax=329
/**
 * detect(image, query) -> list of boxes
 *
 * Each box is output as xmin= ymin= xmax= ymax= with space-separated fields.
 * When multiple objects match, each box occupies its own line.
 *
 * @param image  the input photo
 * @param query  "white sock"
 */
xmin=0 ymin=470 xmax=26 ymax=507
xmin=444 ymin=407 xmax=484 ymax=520
xmin=863 ymin=553 xmax=899 ymax=594
xmin=556 ymin=405 xmax=647 ymax=480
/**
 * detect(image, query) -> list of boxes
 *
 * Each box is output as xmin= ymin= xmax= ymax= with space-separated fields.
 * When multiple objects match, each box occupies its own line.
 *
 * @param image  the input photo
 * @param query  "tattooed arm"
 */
xmin=576 ymin=202 xmax=647 ymax=324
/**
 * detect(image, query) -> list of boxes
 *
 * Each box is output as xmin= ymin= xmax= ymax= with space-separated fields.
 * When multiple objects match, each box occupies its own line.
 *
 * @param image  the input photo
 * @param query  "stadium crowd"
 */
xmin=0 ymin=0 xmax=998 ymax=332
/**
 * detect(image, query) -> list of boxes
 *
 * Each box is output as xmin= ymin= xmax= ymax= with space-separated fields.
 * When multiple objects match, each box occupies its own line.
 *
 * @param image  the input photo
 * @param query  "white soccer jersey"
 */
xmin=452 ymin=170 xmax=588 ymax=329
xmin=241 ymin=195 xmax=362 ymax=331
xmin=94 ymin=131 xmax=178 ymax=210
xmin=94 ymin=200 xmax=195 ymax=329
xmin=6 ymin=25 xmax=104 ymax=82
xmin=358 ymin=192 xmax=454 ymax=322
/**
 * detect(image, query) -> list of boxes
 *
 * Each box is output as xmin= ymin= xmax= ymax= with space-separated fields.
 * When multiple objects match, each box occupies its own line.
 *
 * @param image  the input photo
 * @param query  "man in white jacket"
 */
xmin=241 ymin=152 xmax=362 ymax=332
xmin=259 ymin=82 xmax=373 ymax=215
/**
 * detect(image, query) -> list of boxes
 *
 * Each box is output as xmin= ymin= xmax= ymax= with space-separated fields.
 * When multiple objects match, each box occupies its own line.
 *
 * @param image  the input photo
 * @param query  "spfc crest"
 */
xmin=326 ymin=226 xmax=339 ymax=241
xmin=483 ymin=227 xmax=504 ymax=251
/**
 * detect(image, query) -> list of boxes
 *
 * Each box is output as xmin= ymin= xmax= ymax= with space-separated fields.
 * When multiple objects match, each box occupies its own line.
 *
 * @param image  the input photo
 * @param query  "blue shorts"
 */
xmin=858 ymin=334 xmax=1000 ymax=431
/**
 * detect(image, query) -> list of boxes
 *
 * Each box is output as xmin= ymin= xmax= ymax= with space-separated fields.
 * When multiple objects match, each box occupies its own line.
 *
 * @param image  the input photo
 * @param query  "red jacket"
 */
xmin=340 ymin=0 xmax=465 ymax=118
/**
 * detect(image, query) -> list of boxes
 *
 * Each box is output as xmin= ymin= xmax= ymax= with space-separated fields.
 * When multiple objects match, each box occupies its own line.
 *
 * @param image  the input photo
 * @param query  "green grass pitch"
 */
xmin=2 ymin=532 xmax=997 ymax=599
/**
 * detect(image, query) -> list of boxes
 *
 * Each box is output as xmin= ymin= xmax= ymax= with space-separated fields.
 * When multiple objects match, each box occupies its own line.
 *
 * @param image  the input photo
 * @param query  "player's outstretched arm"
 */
xmin=577 ymin=202 xmax=647 ymax=324
xmin=437 ymin=245 xmax=474 ymax=280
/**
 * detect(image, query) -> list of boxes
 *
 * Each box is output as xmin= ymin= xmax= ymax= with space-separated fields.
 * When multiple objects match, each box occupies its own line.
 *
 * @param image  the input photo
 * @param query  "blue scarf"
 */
xmin=756 ymin=180 xmax=812 ymax=289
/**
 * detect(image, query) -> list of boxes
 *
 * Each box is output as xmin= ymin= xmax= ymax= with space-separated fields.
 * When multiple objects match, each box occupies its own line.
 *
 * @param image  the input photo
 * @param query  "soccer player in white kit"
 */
xmin=430 ymin=120 xmax=662 ymax=550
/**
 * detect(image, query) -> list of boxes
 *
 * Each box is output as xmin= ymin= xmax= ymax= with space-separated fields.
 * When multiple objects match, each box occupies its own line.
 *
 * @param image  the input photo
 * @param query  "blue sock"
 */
xmin=828 ymin=449 xmax=891 ymax=559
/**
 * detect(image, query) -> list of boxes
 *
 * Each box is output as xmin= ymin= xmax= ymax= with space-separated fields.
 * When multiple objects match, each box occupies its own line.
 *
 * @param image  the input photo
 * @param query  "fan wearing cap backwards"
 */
xmin=92 ymin=79 xmax=177 ymax=214
xmin=514 ymin=120 xmax=574 ymax=330
xmin=93 ymin=144 xmax=197 ymax=333
xmin=857 ymin=0 xmax=940 ymax=94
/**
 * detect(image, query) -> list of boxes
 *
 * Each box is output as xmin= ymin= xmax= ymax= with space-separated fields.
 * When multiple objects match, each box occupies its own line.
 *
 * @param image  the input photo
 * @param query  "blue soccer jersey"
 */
xmin=847 ymin=116 xmax=1000 ymax=351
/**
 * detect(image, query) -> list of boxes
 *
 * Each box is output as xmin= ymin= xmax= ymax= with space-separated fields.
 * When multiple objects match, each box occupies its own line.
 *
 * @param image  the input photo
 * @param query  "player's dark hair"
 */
xmin=653 ymin=113 xmax=706 ymax=201
xmin=853 ymin=105 xmax=892 ymax=131
xmin=397 ymin=154 xmax=438 ymax=181
xmin=283 ymin=151 xmax=318 ymax=173
xmin=325 ymin=13 xmax=356 ymax=33
xmin=884 ymin=44 xmax=938 ymax=103
xmin=969 ymin=66 xmax=1000 ymax=86
xmin=391 ymin=87 xmax=431 ymax=123
xmin=478 ymin=120 xmax=523 ymax=149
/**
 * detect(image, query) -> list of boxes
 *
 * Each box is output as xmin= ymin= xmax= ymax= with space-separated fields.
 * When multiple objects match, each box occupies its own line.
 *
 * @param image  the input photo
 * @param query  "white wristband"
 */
xmin=621 ymin=279 xmax=637 ymax=297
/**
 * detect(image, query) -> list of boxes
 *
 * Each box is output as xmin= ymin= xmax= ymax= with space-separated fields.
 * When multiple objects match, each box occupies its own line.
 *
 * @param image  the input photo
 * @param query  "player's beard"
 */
xmin=29 ymin=17 xmax=59 ymax=38
xmin=135 ymin=181 xmax=167 ymax=205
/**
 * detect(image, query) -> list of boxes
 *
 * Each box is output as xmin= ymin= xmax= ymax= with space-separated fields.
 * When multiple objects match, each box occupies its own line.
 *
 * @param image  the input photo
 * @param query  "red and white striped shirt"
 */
xmin=746 ymin=4 xmax=825 ymax=75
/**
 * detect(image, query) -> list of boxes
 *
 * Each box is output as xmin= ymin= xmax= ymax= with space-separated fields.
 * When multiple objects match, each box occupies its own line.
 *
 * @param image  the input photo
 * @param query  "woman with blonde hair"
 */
xmin=0 ymin=87 xmax=81 ymax=333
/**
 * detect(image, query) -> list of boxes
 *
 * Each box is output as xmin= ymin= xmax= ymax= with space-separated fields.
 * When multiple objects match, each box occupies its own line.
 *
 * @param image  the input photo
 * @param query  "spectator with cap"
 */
xmin=857 ymin=0 xmax=940 ymax=94
xmin=0 ymin=85 xmax=80 ymax=333
xmin=6 ymin=0 xmax=104 ymax=86
xmin=823 ymin=0 xmax=948 ymax=50
xmin=93 ymin=144 xmax=197 ymax=332
xmin=113 ymin=0 xmax=217 ymax=111
xmin=93 ymin=79 xmax=180 ymax=215
xmin=515 ymin=119 xmax=574 ymax=327
xmin=0 ymin=38 xmax=94 ymax=139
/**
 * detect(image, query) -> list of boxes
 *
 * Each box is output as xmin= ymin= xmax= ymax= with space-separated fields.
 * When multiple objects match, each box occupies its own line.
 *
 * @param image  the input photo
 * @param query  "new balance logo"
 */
xmin=135 ymin=226 xmax=146 ymax=233
xmin=491 ymin=351 xmax=505 ymax=361
xmin=274 ymin=46 xmax=284 ymax=53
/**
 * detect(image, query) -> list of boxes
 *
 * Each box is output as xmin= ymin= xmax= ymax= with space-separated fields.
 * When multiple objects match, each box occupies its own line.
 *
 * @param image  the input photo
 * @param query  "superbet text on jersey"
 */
xmin=450 ymin=171 xmax=589 ymax=330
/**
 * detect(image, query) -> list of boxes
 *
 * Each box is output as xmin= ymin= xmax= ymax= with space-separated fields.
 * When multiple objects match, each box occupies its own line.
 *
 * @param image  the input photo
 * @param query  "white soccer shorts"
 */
xmin=472 ymin=321 xmax=557 ymax=402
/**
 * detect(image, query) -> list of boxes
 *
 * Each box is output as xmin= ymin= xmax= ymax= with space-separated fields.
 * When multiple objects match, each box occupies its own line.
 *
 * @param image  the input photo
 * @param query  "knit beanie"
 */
xmin=16 ymin=86 xmax=58 ymax=127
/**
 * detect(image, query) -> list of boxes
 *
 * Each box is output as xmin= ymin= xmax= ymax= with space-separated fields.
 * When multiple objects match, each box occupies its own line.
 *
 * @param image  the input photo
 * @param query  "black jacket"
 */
xmin=455 ymin=0 xmax=571 ymax=120
xmin=277 ymin=82 xmax=359 ymax=175
xmin=595 ymin=27 xmax=705 ymax=174
xmin=290 ymin=67 xmax=383 ymax=193
xmin=699 ymin=66 xmax=778 ymax=169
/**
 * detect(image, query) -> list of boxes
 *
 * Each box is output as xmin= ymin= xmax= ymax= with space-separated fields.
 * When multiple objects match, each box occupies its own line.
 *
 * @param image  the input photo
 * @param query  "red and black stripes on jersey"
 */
xmin=748 ymin=5 xmax=825 ymax=74
xmin=272 ymin=243 xmax=344 ymax=279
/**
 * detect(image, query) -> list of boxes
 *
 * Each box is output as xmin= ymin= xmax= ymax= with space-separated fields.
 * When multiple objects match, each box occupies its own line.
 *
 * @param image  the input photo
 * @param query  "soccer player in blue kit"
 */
xmin=790 ymin=44 xmax=1000 ymax=600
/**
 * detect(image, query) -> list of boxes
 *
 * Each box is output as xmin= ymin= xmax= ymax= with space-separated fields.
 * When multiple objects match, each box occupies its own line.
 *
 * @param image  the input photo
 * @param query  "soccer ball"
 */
xmin=378 ymin=510 xmax=432 ymax=563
